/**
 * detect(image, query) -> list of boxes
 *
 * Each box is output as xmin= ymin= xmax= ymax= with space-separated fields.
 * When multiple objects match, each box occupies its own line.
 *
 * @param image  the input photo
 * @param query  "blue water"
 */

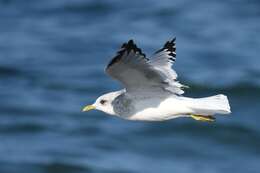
xmin=0 ymin=0 xmax=260 ymax=172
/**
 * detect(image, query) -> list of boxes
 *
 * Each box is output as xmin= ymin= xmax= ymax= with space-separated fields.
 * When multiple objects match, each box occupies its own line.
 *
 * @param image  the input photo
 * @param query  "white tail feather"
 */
xmin=189 ymin=94 xmax=231 ymax=115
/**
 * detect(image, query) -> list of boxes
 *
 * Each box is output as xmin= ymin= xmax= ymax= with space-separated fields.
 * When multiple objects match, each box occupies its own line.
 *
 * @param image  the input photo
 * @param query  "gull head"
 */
xmin=82 ymin=91 xmax=120 ymax=115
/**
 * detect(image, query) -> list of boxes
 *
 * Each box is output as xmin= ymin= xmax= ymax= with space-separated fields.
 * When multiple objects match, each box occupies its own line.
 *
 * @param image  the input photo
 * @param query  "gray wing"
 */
xmin=105 ymin=39 xmax=186 ymax=95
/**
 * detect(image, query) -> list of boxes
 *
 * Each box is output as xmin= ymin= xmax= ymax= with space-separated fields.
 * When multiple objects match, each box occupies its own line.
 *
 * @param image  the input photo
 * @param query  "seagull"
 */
xmin=82 ymin=38 xmax=231 ymax=122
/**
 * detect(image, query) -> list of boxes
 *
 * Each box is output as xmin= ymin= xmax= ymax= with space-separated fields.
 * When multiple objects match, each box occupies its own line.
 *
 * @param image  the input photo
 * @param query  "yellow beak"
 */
xmin=82 ymin=105 xmax=96 ymax=112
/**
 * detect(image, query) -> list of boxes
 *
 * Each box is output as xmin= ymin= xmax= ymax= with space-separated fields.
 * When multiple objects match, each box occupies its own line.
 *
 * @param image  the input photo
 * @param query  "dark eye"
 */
xmin=100 ymin=100 xmax=107 ymax=105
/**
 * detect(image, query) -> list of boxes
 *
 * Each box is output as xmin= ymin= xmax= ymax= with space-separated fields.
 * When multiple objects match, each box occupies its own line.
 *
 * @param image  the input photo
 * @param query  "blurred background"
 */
xmin=0 ymin=0 xmax=260 ymax=173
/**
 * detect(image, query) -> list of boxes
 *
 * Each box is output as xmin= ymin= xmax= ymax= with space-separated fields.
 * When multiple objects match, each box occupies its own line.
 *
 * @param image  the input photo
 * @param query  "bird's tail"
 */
xmin=189 ymin=94 xmax=231 ymax=116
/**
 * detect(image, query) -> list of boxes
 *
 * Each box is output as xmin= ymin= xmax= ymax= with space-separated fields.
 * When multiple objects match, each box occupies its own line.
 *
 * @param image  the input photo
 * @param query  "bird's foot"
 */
xmin=190 ymin=114 xmax=216 ymax=122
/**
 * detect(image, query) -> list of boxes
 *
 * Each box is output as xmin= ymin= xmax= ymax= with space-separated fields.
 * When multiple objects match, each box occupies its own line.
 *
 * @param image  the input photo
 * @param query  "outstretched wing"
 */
xmin=105 ymin=39 xmax=186 ymax=94
xmin=149 ymin=38 xmax=186 ymax=94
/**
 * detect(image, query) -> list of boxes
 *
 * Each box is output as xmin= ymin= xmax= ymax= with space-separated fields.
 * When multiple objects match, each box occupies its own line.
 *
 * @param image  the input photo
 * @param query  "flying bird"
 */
xmin=82 ymin=38 xmax=231 ymax=122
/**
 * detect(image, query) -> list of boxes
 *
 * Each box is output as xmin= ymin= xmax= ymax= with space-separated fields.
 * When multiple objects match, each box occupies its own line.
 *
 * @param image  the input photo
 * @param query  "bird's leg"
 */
xmin=190 ymin=114 xmax=216 ymax=122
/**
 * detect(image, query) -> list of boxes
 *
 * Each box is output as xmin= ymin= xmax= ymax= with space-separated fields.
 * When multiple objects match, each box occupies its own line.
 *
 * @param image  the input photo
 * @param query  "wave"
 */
xmin=0 ymin=66 xmax=23 ymax=77
xmin=0 ymin=161 xmax=91 ymax=173
xmin=184 ymin=82 xmax=260 ymax=96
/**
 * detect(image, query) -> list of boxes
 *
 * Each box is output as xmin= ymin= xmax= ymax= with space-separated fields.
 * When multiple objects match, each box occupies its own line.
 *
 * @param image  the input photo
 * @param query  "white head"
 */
xmin=82 ymin=91 xmax=121 ymax=115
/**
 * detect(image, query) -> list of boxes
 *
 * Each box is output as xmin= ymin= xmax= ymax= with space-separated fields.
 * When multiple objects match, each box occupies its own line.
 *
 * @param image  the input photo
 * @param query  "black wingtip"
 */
xmin=120 ymin=39 xmax=134 ymax=48
xmin=128 ymin=39 xmax=134 ymax=44
xmin=153 ymin=37 xmax=177 ymax=62
xmin=165 ymin=37 xmax=176 ymax=45
xmin=122 ymin=39 xmax=145 ymax=56
xmin=125 ymin=39 xmax=136 ymax=50
xmin=170 ymin=37 xmax=176 ymax=43
xmin=155 ymin=37 xmax=176 ymax=54
xmin=107 ymin=39 xmax=146 ymax=69
xmin=165 ymin=37 xmax=176 ymax=46
xmin=164 ymin=37 xmax=176 ymax=51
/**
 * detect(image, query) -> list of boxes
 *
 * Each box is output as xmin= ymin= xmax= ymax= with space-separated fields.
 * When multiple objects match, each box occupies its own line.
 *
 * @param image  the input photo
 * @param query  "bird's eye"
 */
xmin=100 ymin=100 xmax=107 ymax=105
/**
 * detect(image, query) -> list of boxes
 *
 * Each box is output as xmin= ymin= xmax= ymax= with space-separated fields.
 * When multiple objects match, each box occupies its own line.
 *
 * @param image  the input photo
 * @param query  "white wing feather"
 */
xmin=149 ymin=38 xmax=186 ymax=94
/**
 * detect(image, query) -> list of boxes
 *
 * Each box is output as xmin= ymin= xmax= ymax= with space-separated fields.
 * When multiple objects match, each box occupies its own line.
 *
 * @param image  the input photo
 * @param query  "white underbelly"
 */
xmin=128 ymin=97 xmax=192 ymax=121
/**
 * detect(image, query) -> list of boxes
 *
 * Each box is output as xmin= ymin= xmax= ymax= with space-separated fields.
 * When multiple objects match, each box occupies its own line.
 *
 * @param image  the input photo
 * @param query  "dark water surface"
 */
xmin=0 ymin=0 xmax=260 ymax=173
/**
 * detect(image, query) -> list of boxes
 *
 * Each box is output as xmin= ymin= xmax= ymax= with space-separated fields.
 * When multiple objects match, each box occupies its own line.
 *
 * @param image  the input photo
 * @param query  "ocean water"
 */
xmin=0 ymin=0 xmax=260 ymax=172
